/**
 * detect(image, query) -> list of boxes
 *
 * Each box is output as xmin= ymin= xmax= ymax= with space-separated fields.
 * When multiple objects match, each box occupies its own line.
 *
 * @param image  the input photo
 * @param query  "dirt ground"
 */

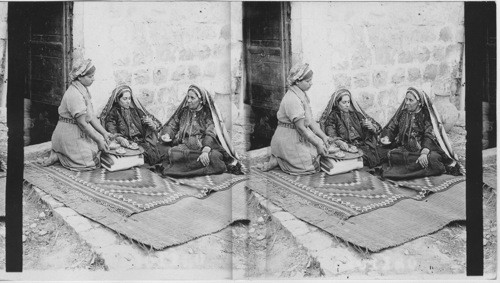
xmin=19 ymin=184 xmax=319 ymax=277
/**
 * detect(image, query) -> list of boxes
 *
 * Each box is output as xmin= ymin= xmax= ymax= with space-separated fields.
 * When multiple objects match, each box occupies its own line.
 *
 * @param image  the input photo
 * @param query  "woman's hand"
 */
xmin=315 ymin=141 xmax=328 ymax=156
xmin=323 ymin=136 xmax=335 ymax=146
xmin=335 ymin=140 xmax=349 ymax=151
xmin=103 ymin=132 xmax=113 ymax=144
xmin=143 ymin=116 xmax=156 ymax=130
xmin=198 ymin=152 xmax=210 ymax=166
xmin=97 ymin=138 xmax=110 ymax=151
xmin=116 ymin=136 xmax=130 ymax=147
xmin=416 ymin=153 xmax=429 ymax=168
xmin=363 ymin=119 xmax=377 ymax=132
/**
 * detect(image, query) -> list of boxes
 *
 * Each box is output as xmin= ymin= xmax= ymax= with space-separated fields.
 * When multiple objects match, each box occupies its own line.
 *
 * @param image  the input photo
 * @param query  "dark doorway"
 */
xmin=243 ymin=2 xmax=291 ymax=150
xmin=482 ymin=5 xmax=496 ymax=149
xmin=9 ymin=2 xmax=73 ymax=145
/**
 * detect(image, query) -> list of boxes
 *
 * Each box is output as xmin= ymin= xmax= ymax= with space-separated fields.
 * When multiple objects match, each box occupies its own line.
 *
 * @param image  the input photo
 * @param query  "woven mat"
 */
xmin=24 ymin=164 xmax=248 ymax=249
xmin=249 ymin=168 xmax=465 ymax=251
xmin=24 ymin=163 xmax=247 ymax=216
xmin=251 ymin=168 xmax=464 ymax=219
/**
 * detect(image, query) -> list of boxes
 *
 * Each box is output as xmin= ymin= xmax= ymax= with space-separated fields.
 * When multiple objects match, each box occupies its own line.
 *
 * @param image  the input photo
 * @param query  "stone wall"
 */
xmin=290 ymin=2 xmax=464 ymax=127
xmin=73 ymin=2 xmax=240 ymax=127
xmin=0 ymin=3 xmax=7 ymax=155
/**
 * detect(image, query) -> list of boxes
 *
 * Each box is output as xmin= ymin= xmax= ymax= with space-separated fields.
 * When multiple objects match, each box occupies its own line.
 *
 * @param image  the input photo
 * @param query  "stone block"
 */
xmin=297 ymin=230 xmax=333 ymax=252
xmin=272 ymin=211 xmax=296 ymax=223
xmin=408 ymin=67 xmax=421 ymax=82
xmin=64 ymin=215 xmax=94 ymax=233
xmin=179 ymin=48 xmax=195 ymax=61
xmin=132 ymin=48 xmax=153 ymax=66
xmin=137 ymin=88 xmax=155 ymax=106
xmin=445 ymin=43 xmax=463 ymax=62
xmin=133 ymin=69 xmax=151 ymax=85
xmin=114 ymin=70 xmax=132 ymax=85
xmin=439 ymin=26 xmax=453 ymax=42
xmin=351 ymin=46 xmax=372 ymax=70
xmin=188 ymin=65 xmax=202 ymax=80
xmin=438 ymin=63 xmax=451 ymax=77
xmin=332 ymin=73 xmax=351 ymax=89
xmin=432 ymin=46 xmax=446 ymax=61
xmin=196 ymin=44 xmax=212 ymax=60
xmin=153 ymin=67 xmax=168 ymax=85
xmin=171 ymin=65 xmax=187 ymax=81
xmin=79 ymin=227 xmax=118 ymax=249
xmin=220 ymin=24 xmax=231 ymax=40
xmin=391 ymin=68 xmax=406 ymax=84
xmin=398 ymin=50 xmax=413 ymax=64
xmin=411 ymin=26 xmax=437 ymax=43
xmin=353 ymin=72 xmax=370 ymax=88
xmin=112 ymin=53 xmax=131 ymax=68
xmin=374 ymin=46 xmax=395 ymax=65
xmin=280 ymin=220 xmax=311 ymax=237
xmin=53 ymin=207 xmax=79 ymax=220
xmin=154 ymin=45 xmax=177 ymax=63
xmin=357 ymin=91 xmax=375 ymax=110
xmin=204 ymin=61 xmax=217 ymax=78
xmin=0 ymin=22 xmax=7 ymax=40
xmin=415 ymin=46 xmax=431 ymax=63
xmin=423 ymin=64 xmax=438 ymax=81
xmin=372 ymin=70 xmax=388 ymax=88
xmin=40 ymin=194 xmax=64 ymax=209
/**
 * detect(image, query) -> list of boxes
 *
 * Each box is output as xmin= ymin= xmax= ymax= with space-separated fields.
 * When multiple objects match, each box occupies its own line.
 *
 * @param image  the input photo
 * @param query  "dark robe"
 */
xmin=325 ymin=108 xmax=388 ymax=168
xmin=105 ymin=106 xmax=169 ymax=165
xmin=380 ymin=108 xmax=453 ymax=179
xmin=159 ymin=106 xmax=230 ymax=177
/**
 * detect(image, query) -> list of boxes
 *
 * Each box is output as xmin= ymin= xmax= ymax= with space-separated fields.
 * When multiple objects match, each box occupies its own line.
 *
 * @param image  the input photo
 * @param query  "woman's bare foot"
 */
xmin=38 ymin=151 xmax=58 ymax=167
xmin=257 ymin=155 xmax=278 ymax=172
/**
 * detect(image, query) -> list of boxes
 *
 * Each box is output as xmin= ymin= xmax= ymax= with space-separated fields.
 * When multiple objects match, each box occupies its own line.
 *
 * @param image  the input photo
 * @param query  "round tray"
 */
xmin=105 ymin=145 xmax=144 ymax=157
xmin=325 ymin=148 xmax=364 ymax=160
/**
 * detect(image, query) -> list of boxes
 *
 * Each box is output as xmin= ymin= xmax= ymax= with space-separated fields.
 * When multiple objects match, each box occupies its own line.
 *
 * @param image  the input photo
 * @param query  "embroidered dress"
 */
xmin=101 ymin=85 xmax=168 ymax=166
xmin=159 ymin=85 xmax=241 ymax=178
xmin=270 ymin=85 xmax=321 ymax=175
xmin=380 ymin=87 xmax=458 ymax=179
xmin=320 ymin=89 xmax=387 ymax=168
xmin=51 ymin=81 xmax=100 ymax=171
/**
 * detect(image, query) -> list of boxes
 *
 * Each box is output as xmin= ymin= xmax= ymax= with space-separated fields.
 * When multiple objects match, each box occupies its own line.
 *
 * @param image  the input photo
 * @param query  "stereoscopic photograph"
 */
xmin=0 ymin=0 xmax=495 ymax=281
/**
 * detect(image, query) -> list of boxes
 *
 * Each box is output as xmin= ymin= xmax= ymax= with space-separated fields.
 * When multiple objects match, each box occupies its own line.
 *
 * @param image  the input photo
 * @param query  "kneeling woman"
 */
xmin=159 ymin=85 xmax=240 ymax=177
xmin=320 ymin=89 xmax=388 ymax=168
xmin=41 ymin=59 xmax=111 ymax=170
xmin=100 ymin=85 xmax=169 ymax=165
xmin=261 ymin=63 xmax=330 ymax=175
xmin=380 ymin=87 xmax=461 ymax=179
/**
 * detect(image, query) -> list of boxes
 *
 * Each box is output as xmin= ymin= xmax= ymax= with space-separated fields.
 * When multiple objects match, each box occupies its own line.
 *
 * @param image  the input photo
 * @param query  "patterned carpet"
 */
xmin=24 ymin=163 xmax=248 ymax=216
xmin=250 ymin=168 xmax=466 ymax=251
xmin=251 ymin=168 xmax=465 ymax=219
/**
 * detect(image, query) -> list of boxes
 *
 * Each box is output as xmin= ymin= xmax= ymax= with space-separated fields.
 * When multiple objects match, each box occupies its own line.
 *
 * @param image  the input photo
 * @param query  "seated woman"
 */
xmin=159 ymin=84 xmax=241 ymax=178
xmin=40 ymin=59 xmax=112 ymax=170
xmin=100 ymin=85 xmax=169 ymax=166
xmin=259 ymin=63 xmax=330 ymax=175
xmin=319 ymin=89 xmax=388 ymax=168
xmin=380 ymin=87 xmax=461 ymax=179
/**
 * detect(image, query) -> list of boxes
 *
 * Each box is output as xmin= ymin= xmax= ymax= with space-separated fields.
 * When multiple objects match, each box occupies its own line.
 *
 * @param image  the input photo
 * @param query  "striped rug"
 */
xmin=251 ymin=168 xmax=465 ymax=219
xmin=25 ymin=163 xmax=248 ymax=216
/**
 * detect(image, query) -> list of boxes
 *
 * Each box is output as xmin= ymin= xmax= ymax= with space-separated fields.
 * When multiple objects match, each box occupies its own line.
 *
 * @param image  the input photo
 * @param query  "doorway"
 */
xmin=9 ymin=2 xmax=73 ymax=145
xmin=243 ymin=2 xmax=291 ymax=150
